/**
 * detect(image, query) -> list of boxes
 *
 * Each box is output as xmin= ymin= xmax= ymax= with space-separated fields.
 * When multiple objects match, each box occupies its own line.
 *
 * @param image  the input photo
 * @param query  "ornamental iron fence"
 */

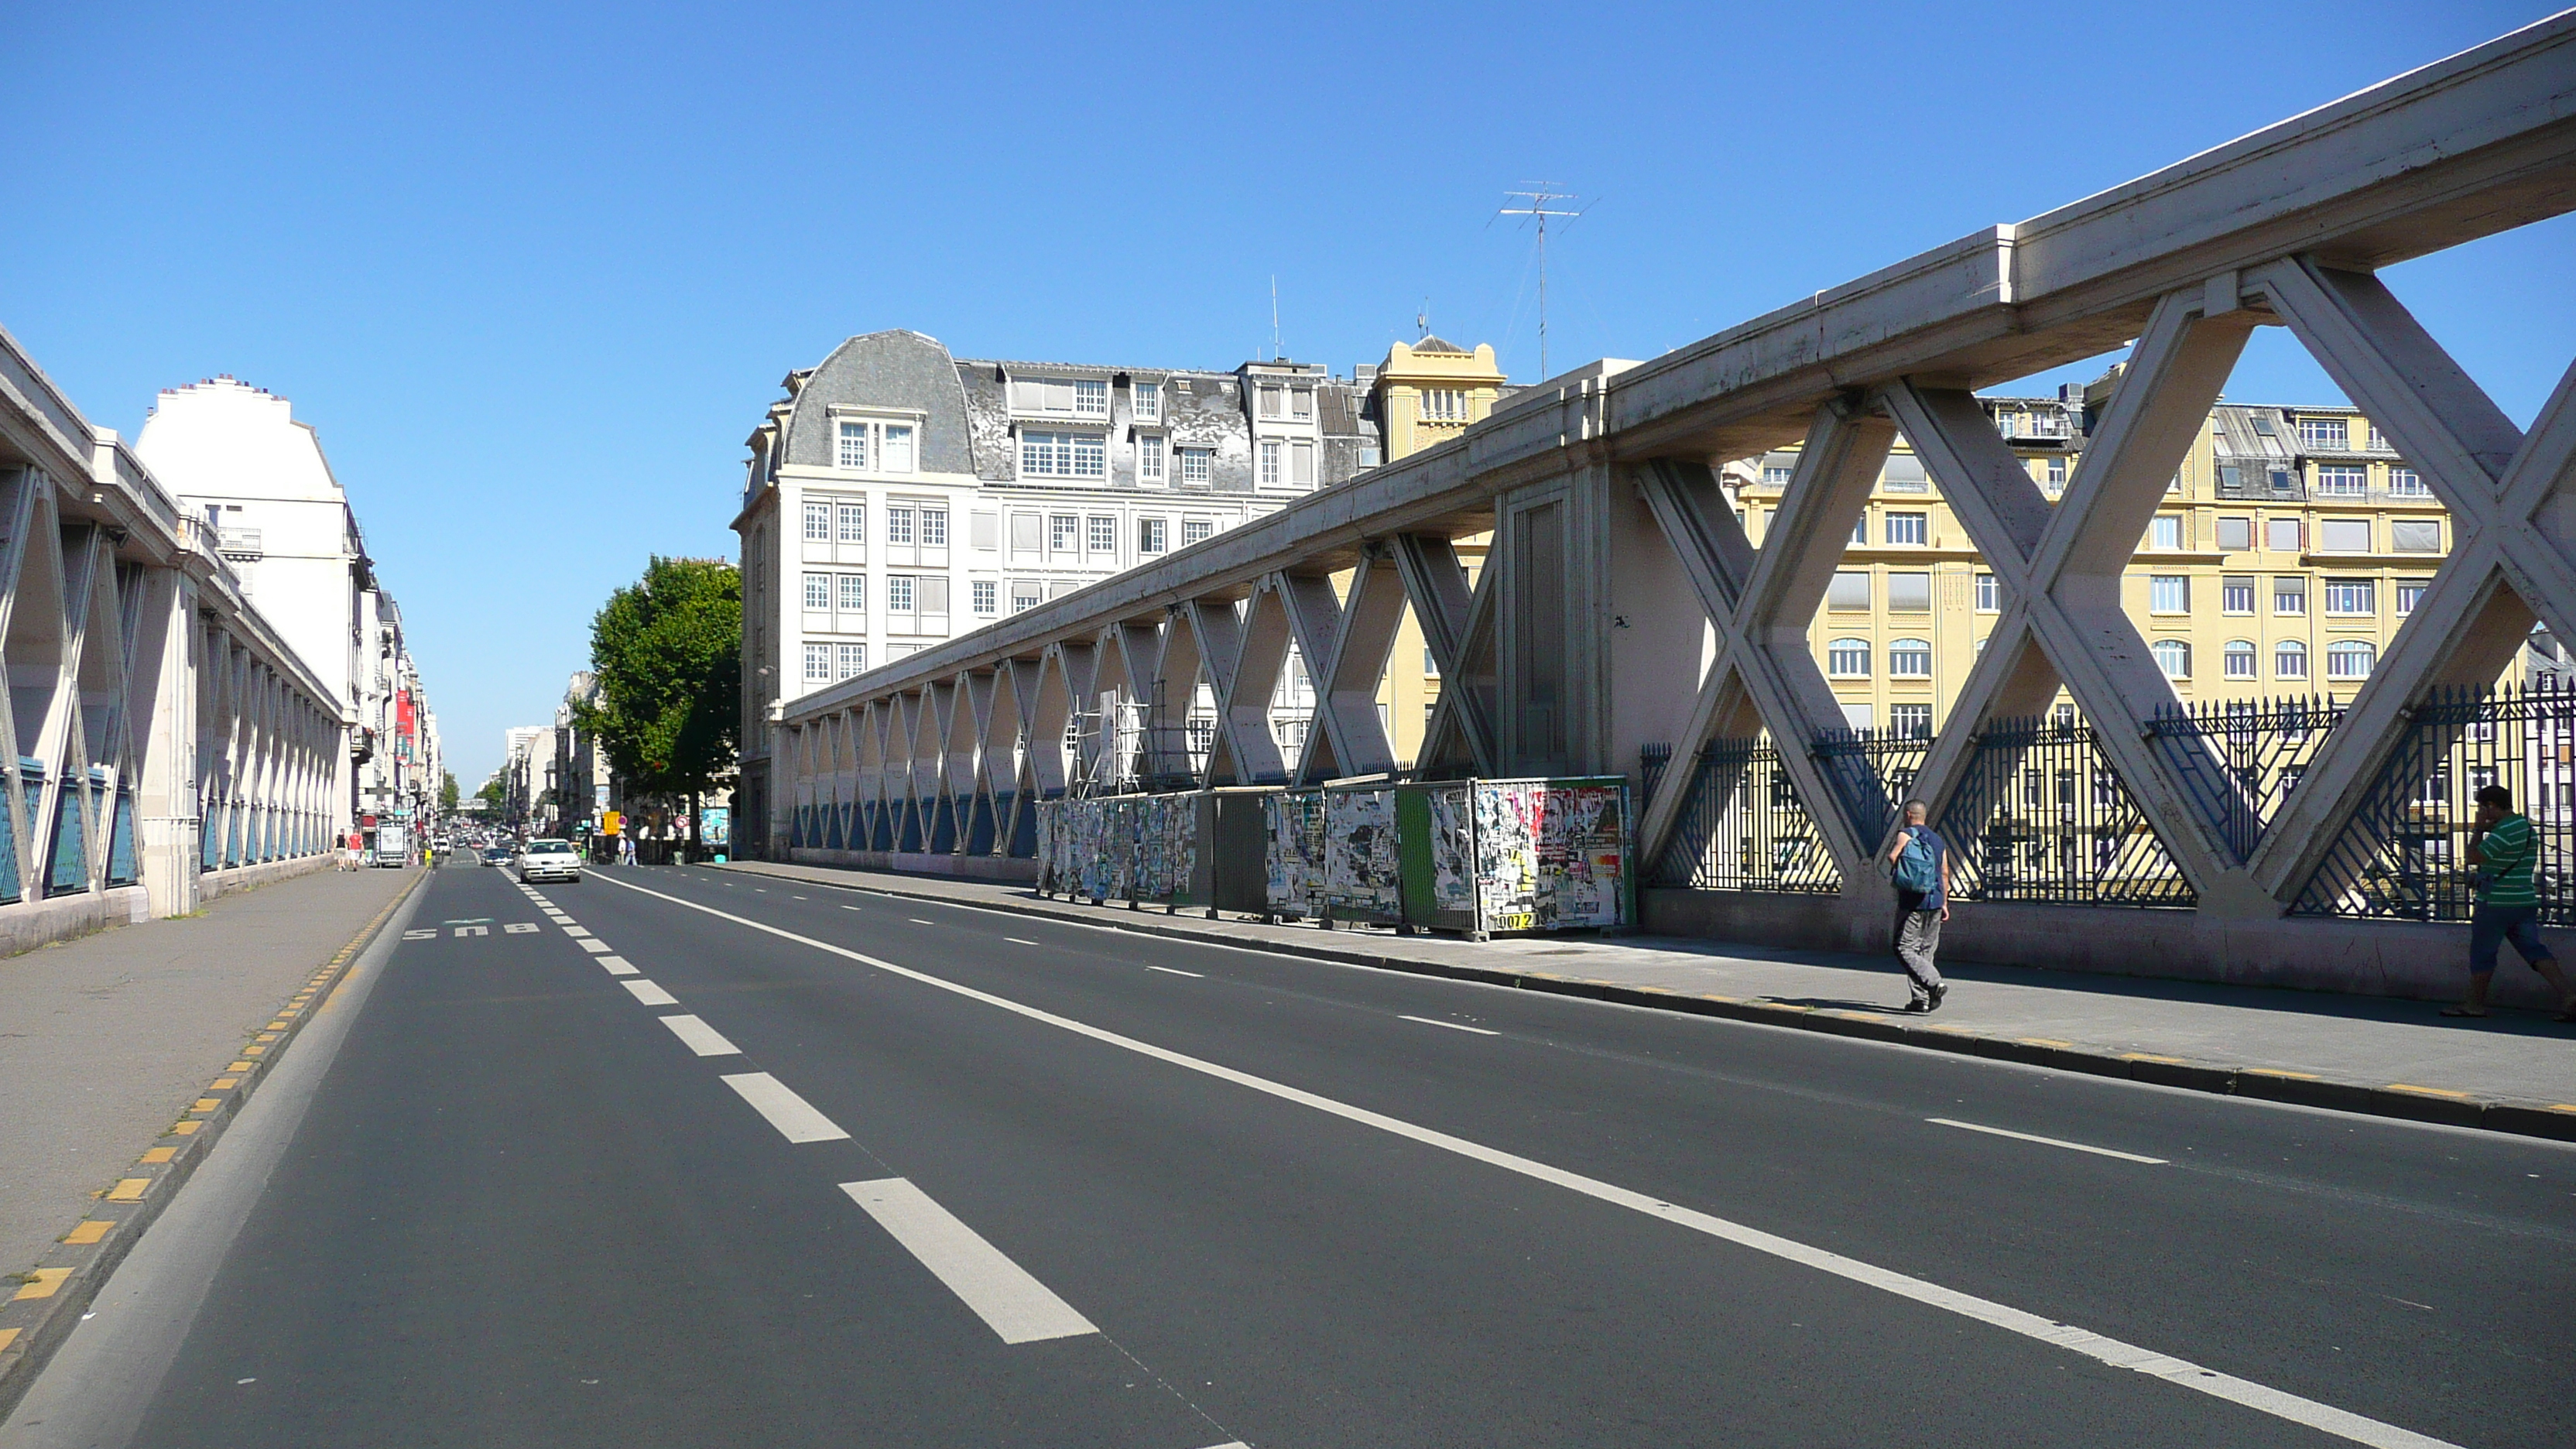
xmin=2145 ymin=696 xmax=2345 ymax=863
xmin=1936 ymin=712 xmax=2196 ymax=908
xmin=1811 ymin=727 xmax=1935 ymax=845
xmin=2293 ymin=680 xmax=2574 ymax=926
xmin=1646 ymin=736 xmax=1840 ymax=892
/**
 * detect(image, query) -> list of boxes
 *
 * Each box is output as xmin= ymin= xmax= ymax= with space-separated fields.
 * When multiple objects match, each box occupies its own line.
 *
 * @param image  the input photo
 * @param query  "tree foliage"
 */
xmin=476 ymin=772 xmax=506 ymax=807
xmin=581 ymin=557 xmax=741 ymax=811
xmin=439 ymin=769 xmax=461 ymax=813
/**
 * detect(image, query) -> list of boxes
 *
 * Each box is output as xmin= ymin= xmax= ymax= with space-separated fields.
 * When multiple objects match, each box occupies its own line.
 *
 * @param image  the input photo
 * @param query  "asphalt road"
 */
xmin=12 ymin=860 xmax=2571 ymax=1448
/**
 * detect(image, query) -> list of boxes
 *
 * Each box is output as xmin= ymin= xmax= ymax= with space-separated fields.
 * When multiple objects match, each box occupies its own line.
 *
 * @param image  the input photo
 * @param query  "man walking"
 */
xmin=2446 ymin=784 xmax=2576 ymax=1020
xmin=1886 ymin=800 xmax=1952 ymax=1013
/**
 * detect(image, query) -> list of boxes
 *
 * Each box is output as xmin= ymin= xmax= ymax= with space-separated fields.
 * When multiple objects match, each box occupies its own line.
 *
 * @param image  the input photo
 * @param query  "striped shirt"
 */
xmin=2475 ymin=813 xmax=2537 ymax=907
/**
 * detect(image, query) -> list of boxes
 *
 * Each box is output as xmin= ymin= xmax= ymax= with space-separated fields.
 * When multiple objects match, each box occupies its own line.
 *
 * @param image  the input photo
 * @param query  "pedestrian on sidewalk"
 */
xmin=2447 ymin=784 xmax=2576 ymax=1021
xmin=1886 ymin=800 xmax=1951 ymax=1013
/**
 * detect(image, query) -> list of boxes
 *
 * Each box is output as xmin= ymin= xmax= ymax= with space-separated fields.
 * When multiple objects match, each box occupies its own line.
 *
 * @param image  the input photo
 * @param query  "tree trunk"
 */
xmin=688 ymin=786 xmax=702 ymax=862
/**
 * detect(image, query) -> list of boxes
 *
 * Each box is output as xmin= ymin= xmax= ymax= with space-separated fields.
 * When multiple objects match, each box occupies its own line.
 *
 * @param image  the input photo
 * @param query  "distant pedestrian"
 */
xmin=1886 ymin=800 xmax=1951 ymax=1013
xmin=2447 ymin=785 xmax=2576 ymax=1021
xmin=620 ymin=834 xmax=636 ymax=866
xmin=340 ymin=831 xmax=363 ymax=872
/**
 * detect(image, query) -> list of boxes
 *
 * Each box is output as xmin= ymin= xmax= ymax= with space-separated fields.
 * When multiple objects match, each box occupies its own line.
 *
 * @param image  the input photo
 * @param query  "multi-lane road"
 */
xmin=8 ymin=862 xmax=2569 ymax=1447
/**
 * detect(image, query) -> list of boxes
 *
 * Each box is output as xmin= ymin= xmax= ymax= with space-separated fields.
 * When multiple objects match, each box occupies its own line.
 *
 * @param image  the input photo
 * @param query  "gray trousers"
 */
xmin=1895 ymin=906 xmax=1944 ymax=1002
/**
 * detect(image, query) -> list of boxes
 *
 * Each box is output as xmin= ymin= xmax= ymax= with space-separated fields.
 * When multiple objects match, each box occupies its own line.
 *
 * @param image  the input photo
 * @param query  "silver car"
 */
xmin=516 ymin=838 xmax=583 ymax=884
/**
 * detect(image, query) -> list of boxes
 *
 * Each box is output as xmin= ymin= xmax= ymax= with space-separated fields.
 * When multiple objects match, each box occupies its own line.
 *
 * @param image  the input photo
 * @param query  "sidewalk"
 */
xmin=0 ymin=865 xmax=420 ymax=1323
xmin=718 ymin=859 xmax=2576 ymax=1142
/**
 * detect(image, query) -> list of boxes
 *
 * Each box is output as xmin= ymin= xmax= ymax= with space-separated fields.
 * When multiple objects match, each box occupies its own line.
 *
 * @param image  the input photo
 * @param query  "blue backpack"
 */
xmin=1893 ymin=827 xmax=1940 ymax=893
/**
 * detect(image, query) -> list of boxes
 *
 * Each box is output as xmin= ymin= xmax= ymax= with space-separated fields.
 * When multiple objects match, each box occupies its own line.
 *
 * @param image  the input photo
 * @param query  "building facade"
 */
xmin=733 ymin=329 xmax=1379 ymax=856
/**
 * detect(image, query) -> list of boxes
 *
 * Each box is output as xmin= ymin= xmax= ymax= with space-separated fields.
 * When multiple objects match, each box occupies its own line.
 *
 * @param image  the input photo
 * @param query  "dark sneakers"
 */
xmin=1930 ymin=983 xmax=1949 ymax=1011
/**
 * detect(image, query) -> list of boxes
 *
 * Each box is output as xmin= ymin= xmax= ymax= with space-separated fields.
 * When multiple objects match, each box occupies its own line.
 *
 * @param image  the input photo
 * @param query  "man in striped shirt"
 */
xmin=2447 ymin=785 xmax=2575 ymax=1020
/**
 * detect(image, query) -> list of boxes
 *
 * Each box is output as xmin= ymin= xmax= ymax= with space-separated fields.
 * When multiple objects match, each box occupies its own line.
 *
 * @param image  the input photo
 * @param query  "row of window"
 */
xmin=1827 ymin=509 xmax=2441 ymax=553
xmin=800 ymin=502 xmax=946 ymax=546
xmin=835 ymin=420 xmax=916 ymax=474
xmin=800 ymin=573 xmax=968 ymax=617
xmin=803 ymin=502 xmax=1218 ymax=555
xmin=1834 ymin=570 xmax=2430 ymax=616
xmin=1822 ymin=635 xmax=2377 ymax=683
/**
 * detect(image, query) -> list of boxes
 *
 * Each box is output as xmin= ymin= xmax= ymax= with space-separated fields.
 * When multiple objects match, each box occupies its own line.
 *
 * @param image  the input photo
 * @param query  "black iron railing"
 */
xmin=2294 ymin=680 xmax=2574 ymax=925
xmin=2145 ymin=696 xmax=2344 ymax=863
xmin=1811 ymin=727 xmax=1934 ymax=844
xmin=1648 ymin=736 xmax=1840 ymax=892
xmin=1937 ymin=713 xmax=2195 ymax=908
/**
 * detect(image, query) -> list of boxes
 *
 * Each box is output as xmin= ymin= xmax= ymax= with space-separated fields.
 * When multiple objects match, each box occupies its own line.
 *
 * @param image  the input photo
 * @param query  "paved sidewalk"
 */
xmin=715 ymin=859 xmax=2576 ymax=1140
xmin=0 ymin=865 xmax=418 ymax=1279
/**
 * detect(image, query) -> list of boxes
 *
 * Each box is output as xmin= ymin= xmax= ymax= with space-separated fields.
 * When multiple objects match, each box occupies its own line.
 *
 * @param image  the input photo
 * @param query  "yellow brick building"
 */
xmin=1737 ymin=381 xmax=2454 ymax=736
xmin=1366 ymin=339 xmax=1508 ymax=764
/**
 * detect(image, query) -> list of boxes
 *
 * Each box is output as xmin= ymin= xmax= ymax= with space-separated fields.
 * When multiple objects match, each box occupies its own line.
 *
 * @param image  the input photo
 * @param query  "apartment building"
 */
xmin=734 ymin=329 xmax=1379 ymax=854
xmin=1732 ymin=377 xmax=2463 ymax=736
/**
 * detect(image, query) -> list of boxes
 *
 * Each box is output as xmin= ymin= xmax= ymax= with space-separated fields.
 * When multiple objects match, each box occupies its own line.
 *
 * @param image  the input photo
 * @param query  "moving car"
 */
xmin=516 ymin=838 xmax=582 ymax=884
xmin=478 ymin=847 xmax=512 ymax=868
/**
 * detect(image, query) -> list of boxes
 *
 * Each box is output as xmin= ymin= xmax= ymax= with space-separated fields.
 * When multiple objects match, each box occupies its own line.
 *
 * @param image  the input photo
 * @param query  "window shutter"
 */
xmin=2389 ymin=519 xmax=2441 ymax=553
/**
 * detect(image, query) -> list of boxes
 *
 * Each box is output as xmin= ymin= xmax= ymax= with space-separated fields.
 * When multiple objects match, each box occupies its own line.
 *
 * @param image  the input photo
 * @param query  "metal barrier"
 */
xmin=1648 ymin=738 xmax=1840 ymax=892
xmin=2146 ymin=697 xmax=2345 ymax=863
xmin=1937 ymin=714 xmax=2194 ymax=908
xmin=2294 ymin=680 xmax=2573 ymax=925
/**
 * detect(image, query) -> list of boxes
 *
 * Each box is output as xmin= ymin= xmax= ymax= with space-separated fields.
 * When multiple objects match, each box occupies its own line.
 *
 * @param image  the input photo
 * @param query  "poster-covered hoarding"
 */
xmin=1403 ymin=777 xmax=1628 ymax=934
xmin=1262 ymin=790 xmax=1326 ymax=920
xmin=1322 ymin=785 xmax=1403 ymax=925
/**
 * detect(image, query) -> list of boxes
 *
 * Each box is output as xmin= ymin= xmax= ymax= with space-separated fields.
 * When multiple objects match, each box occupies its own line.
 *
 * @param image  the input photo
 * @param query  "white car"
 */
xmin=516 ymin=838 xmax=583 ymax=884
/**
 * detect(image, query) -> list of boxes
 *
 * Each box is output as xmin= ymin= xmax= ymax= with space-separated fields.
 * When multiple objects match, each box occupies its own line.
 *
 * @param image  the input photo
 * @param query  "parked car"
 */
xmin=516 ymin=838 xmax=583 ymax=884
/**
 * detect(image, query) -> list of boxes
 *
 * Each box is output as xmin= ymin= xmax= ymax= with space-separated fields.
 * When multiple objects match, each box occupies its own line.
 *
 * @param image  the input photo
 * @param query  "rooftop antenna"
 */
xmin=1499 ymin=185 xmax=1585 ymax=379
xmin=1270 ymin=276 xmax=1281 ymax=361
xmin=1416 ymin=299 xmax=1430 ymax=341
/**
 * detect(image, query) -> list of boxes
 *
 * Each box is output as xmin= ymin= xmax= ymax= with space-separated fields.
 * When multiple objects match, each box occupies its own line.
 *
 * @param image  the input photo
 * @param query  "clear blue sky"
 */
xmin=5 ymin=1 xmax=2567 ymax=785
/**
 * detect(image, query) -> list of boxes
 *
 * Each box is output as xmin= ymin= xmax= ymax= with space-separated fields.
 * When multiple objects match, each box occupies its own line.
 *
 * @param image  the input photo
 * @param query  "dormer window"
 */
xmin=1009 ymin=375 xmax=1108 ymax=418
xmin=835 ymin=418 xmax=915 ymax=474
xmin=1133 ymin=381 xmax=1161 ymax=422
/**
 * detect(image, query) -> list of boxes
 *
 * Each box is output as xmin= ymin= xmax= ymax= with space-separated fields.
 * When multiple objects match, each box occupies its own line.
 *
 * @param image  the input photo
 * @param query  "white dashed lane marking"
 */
xmin=1927 ymin=1118 xmax=2169 ymax=1165
xmin=840 ymin=1178 xmax=1097 ymax=1344
xmin=721 ymin=1072 xmax=849 ymax=1142
xmin=659 ymin=1014 xmax=741 ymax=1057
xmin=1400 ymin=1015 xmax=1498 ymax=1036
xmin=621 ymin=979 xmax=679 ymax=1007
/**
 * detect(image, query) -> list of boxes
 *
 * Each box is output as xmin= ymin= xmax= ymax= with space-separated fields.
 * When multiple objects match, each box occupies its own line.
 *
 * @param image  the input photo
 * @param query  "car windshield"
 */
xmin=525 ymin=840 xmax=571 ymax=853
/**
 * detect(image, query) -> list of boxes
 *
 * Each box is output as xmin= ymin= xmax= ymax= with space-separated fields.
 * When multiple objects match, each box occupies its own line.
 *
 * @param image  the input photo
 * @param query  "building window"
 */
xmin=2327 ymin=640 xmax=2376 ymax=680
xmin=1828 ymin=571 xmax=1871 ymax=611
xmin=1292 ymin=387 xmax=1312 ymax=420
xmin=1851 ymin=512 xmax=1869 ymax=545
xmin=2324 ymin=578 xmax=2375 ymax=615
xmin=2389 ymin=519 xmax=2441 ymax=553
xmin=1010 ymin=376 xmax=1105 ymax=418
xmin=888 ymin=576 xmax=913 ymax=612
xmin=1180 ymin=448 xmax=1213 ymax=485
xmin=2152 ymin=639 xmax=2191 ymax=679
xmin=2150 ymin=575 xmax=2189 ymax=613
xmin=2223 ymin=639 xmax=2257 ymax=680
xmin=1257 ymin=385 xmax=1283 ymax=420
xmin=1888 ymin=639 xmax=1932 ymax=677
xmin=838 ymin=574 xmax=865 ymax=613
xmin=2297 ymin=416 xmax=2347 ymax=450
xmin=1139 ymin=517 xmax=1168 ymax=554
xmin=837 ymin=643 xmax=867 ymax=679
xmin=1050 ymin=515 xmax=1078 ymax=552
xmin=1828 ymin=639 xmax=1871 ymax=677
xmin=1138 ymin=433 xmax=1166 ymax=483
xmin=1074 ymin=379 xmax=1108 ymax=417
xmin=1887 ymin=572 xmax=1931 ymax=611
xmin=803 ymin=643 xmax=831 ymax=681
xmin=1995 ymin=410 xmax=2019 ymax=438
xmin=923 ymin=509 xmax=948 ymax=546
xmin=2216 ymin=516 xmax=2251 ymax=552
xmin=1975 ymin=573 xmax=1999 ymax=611
xmin=1259 ymin=440 xmax=1282 ymax=486
xmin=2267 ymin=516 xmax=2302 ymax=552
xmin=1010 ymin=581 xmax=1043 ymax=614
xmin=1420 ymin=389 xmax=1468 ymax=422
xmin=802 ymin=502 xmax=831 ymax=542
xmin=2316 ymin=464 xmax=2365 ymax=496
xmin=2319 ymin=518 xmax=2373 ymax=553
xmin=971 ymin=580 xmax=996 ymax=615
xmin=1133 ymin=381 xmax=1161 ymax=422
xmin=1886 ymin=512 xmax=1927 ymax=546
xmin=1762 ymin=464 xmax=1793 ymax=487
xmin=883 ymin=424 xmax=913 ymax=472
xmin=2150 ymin=515 xmax=2183 ymax=550
xmin=836 ymin=420 xmax=868 ymax=471
xmin=1021 ymin=431 xmax=1105 ymax=478
xmin=1088 ymin=516 xmax=1116 ymax=555
xmin=2396 ymin=579 xmax=2430 ymax=616
xmin=2388 ymin=466 xmax=2426 ymax=496
xmin=837 ymin=504 xmax=866 ymax=545
xmin=2273 ymin=576 xmax=2307 ymax=615
xmin=1183 ymin=518 xmax=1214 ymax=546
xmin=2275 ymin=639 xmax=2308 ymax=680
xmin=1292 ymin=440 xmax=1316 ymax=488
xmin=887 ymin=507 xmax=914 ymax=545
xmin=2222 ymin=576 xmax=2255 ymax=614
xmin=803 ymin=573 xmax=831 ymax=611
xmin=1889 ymin=703 xmax=1933 ymax=738
xmin=2047 ymin=457 xmax=2067 ymax=487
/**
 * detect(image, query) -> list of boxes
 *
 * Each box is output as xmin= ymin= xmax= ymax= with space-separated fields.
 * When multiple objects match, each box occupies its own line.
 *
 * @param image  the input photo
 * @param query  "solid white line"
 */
xmin=587 ymin=872 xmax=2455 ymax=1449
xmin=842 ymin=904 xmax=863 ymax=911
xmin=908 ymin=918 xmax=935 ymax=925
xmin=1005 ymin=937 xmax=1040 ymax=946
xmin=659 ymin=1014 xmax=741 ymax=1057
xmin=839 ymin=1178 xmax=1096 ymax=1344
xmin=1927 ymin=1118 xmax=2169 ymax=1165
xmin=721 ymin=1071 xmax=849 ymax=1143
xmin=1146 ymin=965 xmax=1204 ymax=978
xmin=1400 ymin=1014 xmax=1498 ymax=1036
xmin=622 ymin=978 xmax=678 ymax=1007
xmin=597 ymin=955 xmax=639 ymax=976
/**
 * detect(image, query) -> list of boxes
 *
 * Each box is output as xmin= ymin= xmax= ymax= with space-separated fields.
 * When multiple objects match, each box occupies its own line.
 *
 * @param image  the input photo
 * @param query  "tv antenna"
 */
xmin=1269 ymin=276 xmax=1281 ymax=361
xmin=1498 ymin=185 xmax=1585 ymax=379
xmin=1416 ymin=298 xmax=1430 ymax=341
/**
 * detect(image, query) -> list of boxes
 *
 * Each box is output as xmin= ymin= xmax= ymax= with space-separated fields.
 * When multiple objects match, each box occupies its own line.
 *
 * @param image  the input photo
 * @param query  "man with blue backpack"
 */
xmin=1885 ymin=800 xmax=1951 ymax=1013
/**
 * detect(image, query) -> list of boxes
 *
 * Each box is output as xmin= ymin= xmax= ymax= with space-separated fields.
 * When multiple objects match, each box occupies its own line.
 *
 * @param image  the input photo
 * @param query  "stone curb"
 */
xmin=0 ymin=868 xmax=429 ymax=1421
xmin=715 ymin=860 xmax=2576 ymax=1148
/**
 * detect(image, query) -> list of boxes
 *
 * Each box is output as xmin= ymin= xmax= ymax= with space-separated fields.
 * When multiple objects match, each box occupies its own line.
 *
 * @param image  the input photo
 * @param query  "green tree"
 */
xmin=581 ymin=556 xmax=741 ymax=856
xmin=439 ymin=769 xmax=461 ymax=814
xmin=475 ymin=772 xmax=506 ymax=808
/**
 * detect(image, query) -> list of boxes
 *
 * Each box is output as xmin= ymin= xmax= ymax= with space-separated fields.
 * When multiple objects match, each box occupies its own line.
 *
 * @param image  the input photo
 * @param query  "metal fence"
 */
xmin=1937 ymin=713 xmax=2195 ymax=908
xmin=1811 ymin=728 xmax=1934 ymax=844
xmin=2145 ymin=696 xmax=2345 ymax=863
xmin=2294 ymin=680 xmax=2574 ymax=925
xmin=1646 ymin=736 xmax=1841 ymax=892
